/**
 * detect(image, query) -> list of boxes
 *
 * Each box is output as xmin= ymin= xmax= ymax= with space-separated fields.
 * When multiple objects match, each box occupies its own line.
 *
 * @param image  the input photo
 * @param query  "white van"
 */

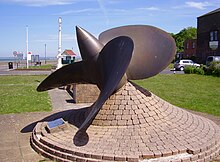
xmin=206 ymin=56 xmax=220 ymax=66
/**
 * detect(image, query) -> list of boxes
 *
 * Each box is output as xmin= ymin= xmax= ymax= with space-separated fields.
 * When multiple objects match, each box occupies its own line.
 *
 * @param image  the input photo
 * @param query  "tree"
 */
xmin=171 ymin=27 xmax=197 ymax=53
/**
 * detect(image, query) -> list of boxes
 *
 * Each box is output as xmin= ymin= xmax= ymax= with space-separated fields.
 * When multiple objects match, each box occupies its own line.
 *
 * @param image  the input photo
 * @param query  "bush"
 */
xmin=206 ymin=62 xmax=220 ymax=77
xmin=184 ymin=62 xmax=220 ymax=77
xmin=184 ymin=65 xmax=195 ymax=74
xmin=194 ymin=67 xmax=205 ymax=75
xmin=184 ymin=66 xmax=204 ymax=75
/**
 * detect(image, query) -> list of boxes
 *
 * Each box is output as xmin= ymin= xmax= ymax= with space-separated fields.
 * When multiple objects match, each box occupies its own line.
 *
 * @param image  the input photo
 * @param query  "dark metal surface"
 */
xmin=37 ymin=25 xmax=176 ymax=131
xmin=76 ymin=26 xmax=103 ymax=61
xmin=37 ymin=61 xmax=98 ymax=91
xmin=99 ymin=25 xmax=176 ymax=80
xmin=79 ymin=36 xmax=134 ymax=131
xmin=37 ymin=26 xmax=103 ymax=92
xmin=37 ymin=36 xmax=133 ymax=132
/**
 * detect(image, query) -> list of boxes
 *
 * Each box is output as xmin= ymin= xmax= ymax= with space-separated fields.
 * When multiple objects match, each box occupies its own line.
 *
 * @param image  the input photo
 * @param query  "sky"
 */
xmin=0 ymin=0 xmax=219 ymax=58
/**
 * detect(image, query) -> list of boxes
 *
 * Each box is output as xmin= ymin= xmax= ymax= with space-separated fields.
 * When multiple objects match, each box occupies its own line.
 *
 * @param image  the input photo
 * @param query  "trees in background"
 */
xmin=171 ymin=27 xmax=197 ymax=53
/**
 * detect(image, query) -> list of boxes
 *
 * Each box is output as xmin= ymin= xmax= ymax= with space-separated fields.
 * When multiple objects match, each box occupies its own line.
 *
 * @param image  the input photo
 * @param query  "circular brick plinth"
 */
xmin=31 ymin=82 xmax=220 ymax=162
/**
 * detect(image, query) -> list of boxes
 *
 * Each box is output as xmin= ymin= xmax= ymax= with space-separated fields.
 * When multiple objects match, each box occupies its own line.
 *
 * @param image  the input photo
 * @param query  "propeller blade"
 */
xmin=76 ymin=26 xmax=103 ymax=61
xmin=99 ymin=25 xmax=176 ymax=80
xmin=78 ymin=36 xmax=134 ymax=131
xmin=37 ymin=61 xmax=98 ymax=92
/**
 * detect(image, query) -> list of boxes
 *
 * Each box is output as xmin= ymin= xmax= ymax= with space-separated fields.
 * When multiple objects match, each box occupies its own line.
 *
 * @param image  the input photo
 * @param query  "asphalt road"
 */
xmin=0 ymin=63 xmax=51 ymax=75
xmin=160 ymin=68 xmax=184 ymax=74
xmin=0 ymin=62 xmax=184 ymax=75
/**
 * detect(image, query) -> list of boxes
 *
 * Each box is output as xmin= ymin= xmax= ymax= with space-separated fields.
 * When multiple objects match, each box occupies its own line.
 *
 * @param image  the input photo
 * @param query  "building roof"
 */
xmin=198 ymin=8 xmax=220 ymax=18
xmin=61 ymin=49 xmax=76 ymax=56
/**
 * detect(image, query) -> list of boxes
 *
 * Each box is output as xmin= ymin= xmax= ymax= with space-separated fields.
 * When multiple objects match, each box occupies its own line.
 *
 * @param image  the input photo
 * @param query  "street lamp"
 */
xmin=45 ymin=44 xmax=47 ymax=64
xmin=26 ymin=25 xmax=29 ymax=68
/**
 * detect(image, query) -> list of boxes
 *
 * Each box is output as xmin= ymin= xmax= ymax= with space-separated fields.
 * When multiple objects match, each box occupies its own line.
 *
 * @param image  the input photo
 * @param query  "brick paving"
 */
xmin=31 ymin=82 xmax=220 ymax=162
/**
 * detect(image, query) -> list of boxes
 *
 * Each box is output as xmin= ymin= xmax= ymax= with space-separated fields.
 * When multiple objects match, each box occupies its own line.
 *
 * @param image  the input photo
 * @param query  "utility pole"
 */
xmin=57 ymin=17 xmax=62 ymax=69
xmin=26 ymin=25 xmax=29 ymax=68
xmin=45 ymin=43 xmax=47 ymax=64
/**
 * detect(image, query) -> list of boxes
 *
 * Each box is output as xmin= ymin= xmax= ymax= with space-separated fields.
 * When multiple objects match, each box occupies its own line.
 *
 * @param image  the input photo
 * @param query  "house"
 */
xmin=61 ymin=49 xmax=76 ymax=64
xmin=196 ymin=8 xmax=220 ymax=63
xmin=183 ymin=39 xmax=197 ymax=60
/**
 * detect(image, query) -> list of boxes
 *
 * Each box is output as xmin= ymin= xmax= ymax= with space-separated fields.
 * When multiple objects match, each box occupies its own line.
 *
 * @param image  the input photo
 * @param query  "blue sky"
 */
xmin=0 ymin=0 xmax=219 ymax=58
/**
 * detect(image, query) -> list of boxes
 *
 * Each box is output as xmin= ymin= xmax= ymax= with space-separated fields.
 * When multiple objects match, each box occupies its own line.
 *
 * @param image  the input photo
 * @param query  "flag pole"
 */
xmin=26 ymin=25 xmax=29 ymax=69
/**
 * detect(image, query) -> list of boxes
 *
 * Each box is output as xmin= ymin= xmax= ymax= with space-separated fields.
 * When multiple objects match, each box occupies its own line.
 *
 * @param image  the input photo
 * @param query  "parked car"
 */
xmin=174 ymin=59 xmax=200 ymax=71
xmin=206 ymin=56 xmax=220 ymax=66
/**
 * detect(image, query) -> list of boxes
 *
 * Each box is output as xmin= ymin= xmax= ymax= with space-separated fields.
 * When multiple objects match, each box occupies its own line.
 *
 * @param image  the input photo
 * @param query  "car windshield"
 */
xmin=207 ymin=57 xmax=213 ymax=61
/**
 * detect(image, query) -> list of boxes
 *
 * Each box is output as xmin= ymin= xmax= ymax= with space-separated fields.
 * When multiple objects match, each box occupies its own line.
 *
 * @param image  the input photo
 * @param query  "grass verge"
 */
xmin=133 ymin=74 xmax=220 ymax=116
xmin=17 ymin=64 xmax=53 ymax=70
xmin=0 ymin=75 xmax=51 ymax=114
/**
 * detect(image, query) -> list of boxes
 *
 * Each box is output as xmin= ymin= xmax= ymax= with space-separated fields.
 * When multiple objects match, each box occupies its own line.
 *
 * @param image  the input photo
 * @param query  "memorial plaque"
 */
xmin=46 ymin=118 xmax=68 ymax=133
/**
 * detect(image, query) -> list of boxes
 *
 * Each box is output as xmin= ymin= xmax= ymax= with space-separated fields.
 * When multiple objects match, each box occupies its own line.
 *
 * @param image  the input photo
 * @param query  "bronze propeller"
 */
xmin=37 ymin=25 xmax=176 ymax=131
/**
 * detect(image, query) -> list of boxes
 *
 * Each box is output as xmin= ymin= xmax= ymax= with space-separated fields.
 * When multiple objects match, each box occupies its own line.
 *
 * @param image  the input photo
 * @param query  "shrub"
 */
xmin=184 ymin=62 xmax=220 ymax=77
xmin=194 ymin=67 xmax=205 ymax=75
xmin=212 ymin=63 xmax=220 ymax=77
xmin=206 ymin=62 xmax=220 ymax=77
xmin=184 ymin=65 xmax=205 ymax=75
xmin=184 ymin=65 xmax=195 ymax=74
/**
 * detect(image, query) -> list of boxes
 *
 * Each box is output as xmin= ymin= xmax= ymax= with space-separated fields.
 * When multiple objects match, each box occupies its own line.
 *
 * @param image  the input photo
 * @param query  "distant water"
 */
xmin=0 ymin=57 xmax=57 ymax=62
xmin=0 ymin=57 xmax=17 ymax=62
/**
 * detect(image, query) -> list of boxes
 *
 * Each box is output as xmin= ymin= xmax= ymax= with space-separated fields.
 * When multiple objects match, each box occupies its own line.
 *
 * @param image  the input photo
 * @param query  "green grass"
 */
xmin=133 ymin=74 xmax=220 ymax=116
xmin=168 ymin=63 xmax=174 ymax=69
xmin=0 ymin=75 xmax=51 ymax=114
xmin=1 ymin=74 xmax=220 ymax=116
xmin=18 ymin=64 xmax=53 ymax=70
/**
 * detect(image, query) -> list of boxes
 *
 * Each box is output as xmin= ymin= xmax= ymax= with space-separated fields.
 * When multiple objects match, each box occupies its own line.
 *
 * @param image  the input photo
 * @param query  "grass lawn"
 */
xmin=134 ymin=74 xmax=220 ymax=116
xmin=1 ymin=74 xmax=219 ymax=117
xmin=0 ymin=75 xmax=51 ymax=114
xmin=168 ymin=63 xmax=174 ymax=69
xmin=17 ymin=64 xmax=53 ymax=70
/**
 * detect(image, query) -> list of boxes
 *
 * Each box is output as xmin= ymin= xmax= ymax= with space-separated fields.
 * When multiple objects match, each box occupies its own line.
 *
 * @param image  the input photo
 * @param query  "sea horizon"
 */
xmin=0 ymin=56 xmax=57 ymax=62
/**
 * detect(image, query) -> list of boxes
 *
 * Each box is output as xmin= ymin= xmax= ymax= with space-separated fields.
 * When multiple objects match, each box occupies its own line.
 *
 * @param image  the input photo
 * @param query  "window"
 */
xmin=192 ymin=42 xmax=195 ymax=49
xmin=186 ymin=43 xmax=189 ymax=49
xmin=210 ymin=30 xmax=218 ymax=41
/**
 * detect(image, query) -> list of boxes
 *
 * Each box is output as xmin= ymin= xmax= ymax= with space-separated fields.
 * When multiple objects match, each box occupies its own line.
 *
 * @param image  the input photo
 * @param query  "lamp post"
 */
xmin=45 ymin=44 xmax=47 ymax=64
xmin=26 ymin=25 xmax=29 ymax=68
xmin=57 ymin=17 xmax=62 ymax=69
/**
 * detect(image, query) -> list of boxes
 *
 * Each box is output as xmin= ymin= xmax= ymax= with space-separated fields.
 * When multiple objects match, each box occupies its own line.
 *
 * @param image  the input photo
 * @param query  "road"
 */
xmin=0 ymin=62 xmax=184 ymax=75
xmin=0 ymin=62 xmax=51 ymax=75
xmin=160 ymin=68 xmax=184 ymax=74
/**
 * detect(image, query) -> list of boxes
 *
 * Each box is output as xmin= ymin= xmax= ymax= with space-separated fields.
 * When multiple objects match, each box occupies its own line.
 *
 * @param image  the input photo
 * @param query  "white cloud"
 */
xmin=97 ymin=0 xmax=110 ymax=26
xmin=4 ymin=0 xmax=77 ymax=7
xmin=173 ymin=1 xmax=212 ymax=10
xmin=139 ymin=7 xmax=160 ymax=11
xmin=185 ymin=1 xmax=211 ymax=10
xmin=57 ymin=8 xmax=100 ymax=15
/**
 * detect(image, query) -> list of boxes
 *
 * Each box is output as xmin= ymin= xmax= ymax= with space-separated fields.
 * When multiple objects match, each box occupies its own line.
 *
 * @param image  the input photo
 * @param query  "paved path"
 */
xmin=0 ymin=62 xmax=51 ymax=75
xmin=0 ymin=88 xmax=220 ymax=162
xmin=0 ymin=88 xmax=91 ymax=162
xmin=0 ymin=65 xmax=219 ymax=162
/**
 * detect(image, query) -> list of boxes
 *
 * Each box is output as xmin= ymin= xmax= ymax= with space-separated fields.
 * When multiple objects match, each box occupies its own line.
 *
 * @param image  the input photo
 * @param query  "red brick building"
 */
xmin=183 ymin=39 xmax=197 ymax=59
xmin=196 ymin=8 xmax=220 ymax=63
